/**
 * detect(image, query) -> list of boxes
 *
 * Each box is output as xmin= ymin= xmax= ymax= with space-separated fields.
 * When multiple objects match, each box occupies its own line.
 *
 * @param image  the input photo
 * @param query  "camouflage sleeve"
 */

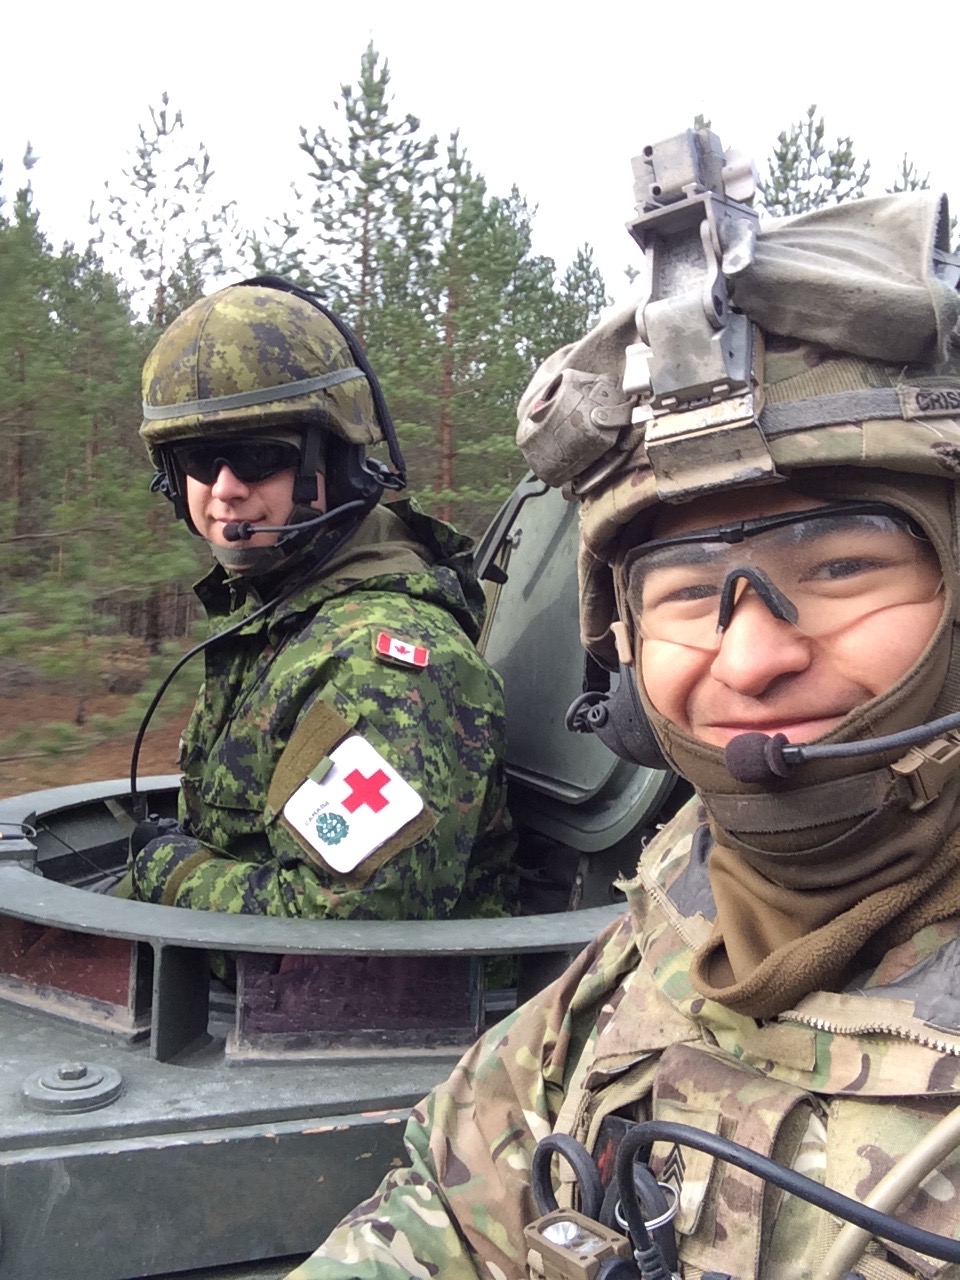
xmin=130 ymin=601 xmax=514 ymax=918
xmin=285 ymin=917 xmax=637 ymax=1280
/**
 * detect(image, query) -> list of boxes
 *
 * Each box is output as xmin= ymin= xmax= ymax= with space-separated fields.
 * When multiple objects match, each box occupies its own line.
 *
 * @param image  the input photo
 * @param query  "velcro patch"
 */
xmin=374 ymin=630 xmax=429 ymax=668
xmin=898 ymin=386 xmax=960 ymax=419
xmin=282 ymin=736 xmax=423 ymax=874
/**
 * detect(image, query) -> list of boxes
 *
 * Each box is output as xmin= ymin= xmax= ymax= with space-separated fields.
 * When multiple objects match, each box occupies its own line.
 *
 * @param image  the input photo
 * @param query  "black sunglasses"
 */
xmin=173 ymin=439 xmax=301 ymax=486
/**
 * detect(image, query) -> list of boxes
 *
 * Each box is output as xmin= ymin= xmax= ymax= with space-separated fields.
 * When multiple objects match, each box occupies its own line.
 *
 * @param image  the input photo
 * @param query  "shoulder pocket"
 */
xmin=265 ymin=699 xmax=356 ymax=821
xmin=266 ymin=697 xmax=437 ymax=887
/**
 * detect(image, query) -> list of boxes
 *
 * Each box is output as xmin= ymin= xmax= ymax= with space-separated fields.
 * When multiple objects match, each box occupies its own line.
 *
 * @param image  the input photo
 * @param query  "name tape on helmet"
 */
xmin=898 ymin=387 xmax=960 ymax=419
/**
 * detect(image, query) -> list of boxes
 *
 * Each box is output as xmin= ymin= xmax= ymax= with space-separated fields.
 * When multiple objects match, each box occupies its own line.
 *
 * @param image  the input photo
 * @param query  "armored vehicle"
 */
xmin=0 ymin=478 xmax=679 ymax=1280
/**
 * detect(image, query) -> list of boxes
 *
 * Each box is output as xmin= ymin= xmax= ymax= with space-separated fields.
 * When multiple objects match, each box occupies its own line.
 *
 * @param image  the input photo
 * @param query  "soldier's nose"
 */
xmin=210 ymin=464 xmax=251 ymax=499
xmin=710 ymin=594 xmax=813 ymax=696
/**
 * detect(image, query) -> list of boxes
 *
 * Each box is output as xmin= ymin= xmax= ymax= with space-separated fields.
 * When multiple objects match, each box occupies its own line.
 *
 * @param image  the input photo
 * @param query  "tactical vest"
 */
xmin=551 ymin=804 xmax=960 ymax=1280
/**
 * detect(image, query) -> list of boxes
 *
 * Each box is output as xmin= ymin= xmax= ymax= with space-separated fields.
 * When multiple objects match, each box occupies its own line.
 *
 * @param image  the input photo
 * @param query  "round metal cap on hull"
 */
xmin=22 ymin=1061 xmax=123 ymax=1113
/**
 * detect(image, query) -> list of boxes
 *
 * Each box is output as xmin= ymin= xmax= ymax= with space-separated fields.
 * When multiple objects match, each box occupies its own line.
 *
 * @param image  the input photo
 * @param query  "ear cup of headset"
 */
xmin=323 ymin=438 xmax=382 ymax=510
xmin=580 ymin=662 xmax=671 ymax=770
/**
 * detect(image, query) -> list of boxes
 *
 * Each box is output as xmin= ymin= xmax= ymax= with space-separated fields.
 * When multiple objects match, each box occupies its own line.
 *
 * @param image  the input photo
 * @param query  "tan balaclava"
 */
xmin=518 ymin=177 xmax=960 ymax=1018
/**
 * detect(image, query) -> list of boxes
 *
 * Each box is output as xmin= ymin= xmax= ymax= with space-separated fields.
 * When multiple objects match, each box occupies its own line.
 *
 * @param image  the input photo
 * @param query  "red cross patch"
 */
xmin=282 ymin=735 xmax=423 ymax=874
xmin=342 ymin=768 xmax=390 ymax=814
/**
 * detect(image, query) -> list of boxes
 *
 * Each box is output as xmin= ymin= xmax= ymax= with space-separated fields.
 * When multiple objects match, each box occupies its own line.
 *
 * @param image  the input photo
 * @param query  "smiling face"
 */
xmin=185 ymin=463 xmax=326 ymax=564
xmin=635 ymin=488 xmax=946 ymax=748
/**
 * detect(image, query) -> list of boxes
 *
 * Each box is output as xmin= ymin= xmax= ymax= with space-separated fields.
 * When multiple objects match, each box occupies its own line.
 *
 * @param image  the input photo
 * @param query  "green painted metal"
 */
xmin=0 ymin=477 xmax=680 ymax=1279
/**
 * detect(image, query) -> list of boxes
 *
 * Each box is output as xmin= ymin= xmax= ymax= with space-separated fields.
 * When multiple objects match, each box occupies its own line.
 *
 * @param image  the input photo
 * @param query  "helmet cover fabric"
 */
xmin=515 ymin=192 xmax=960 ymax=670
xmin=140 ymin=285 xmax=381 ymax=465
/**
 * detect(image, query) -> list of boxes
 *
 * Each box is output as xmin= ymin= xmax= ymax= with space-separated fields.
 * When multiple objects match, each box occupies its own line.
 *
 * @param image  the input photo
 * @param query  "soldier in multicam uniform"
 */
xmin=287 ymin=135 xmax=960 ymax=1279
xmin=128 ymin=276 xmax=515 ymax=921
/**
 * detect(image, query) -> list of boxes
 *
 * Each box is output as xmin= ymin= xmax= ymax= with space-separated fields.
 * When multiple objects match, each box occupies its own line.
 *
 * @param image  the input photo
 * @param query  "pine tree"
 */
xmin=98 ymin=92 xmax=242 ymax=329
xmin=0 ymin=155 xmax=201 ymax=724
xmin=758 ymin=105 xmax=870 ymax=216
xmin=260 ymin=43 xmax=437 ymax=342
xmin=393 ymin=142 xmax=608 ymax=530
xmin=0 ymin=172 xmax=72 ymax=562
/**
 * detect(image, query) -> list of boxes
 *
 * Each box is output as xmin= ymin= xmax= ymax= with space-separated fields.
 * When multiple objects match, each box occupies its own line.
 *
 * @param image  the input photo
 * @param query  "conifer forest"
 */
xmin=0 ymin=49 xmax=953 ymax=787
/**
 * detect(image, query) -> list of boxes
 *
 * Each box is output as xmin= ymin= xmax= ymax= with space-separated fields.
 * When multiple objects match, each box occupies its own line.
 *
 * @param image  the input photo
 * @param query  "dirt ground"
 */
xmin=0 ymin=693 xmax=187 ymax=799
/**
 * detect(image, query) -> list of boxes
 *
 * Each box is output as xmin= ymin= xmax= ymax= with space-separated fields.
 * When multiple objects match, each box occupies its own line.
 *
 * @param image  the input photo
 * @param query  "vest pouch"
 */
xmin=824 ymin=1095 xmax=960 ymax=1280
xmin=646 ymin=1042 xmax=819 ymax=1280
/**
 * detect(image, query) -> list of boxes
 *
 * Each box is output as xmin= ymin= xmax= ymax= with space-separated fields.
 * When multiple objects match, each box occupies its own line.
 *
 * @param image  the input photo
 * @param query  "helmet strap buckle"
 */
xmin=292 ymin=428 xmax=326 ymax=504
xmin=891 ymin=732 xmax=960 ymax=810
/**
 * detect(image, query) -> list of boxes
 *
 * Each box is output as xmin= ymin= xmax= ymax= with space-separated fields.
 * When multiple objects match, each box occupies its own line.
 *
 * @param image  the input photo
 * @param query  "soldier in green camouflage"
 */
xmin=289 ymin=137 xmax=960 ymax=1279
xmin=129 ymin=278 xmax=516 ymax=920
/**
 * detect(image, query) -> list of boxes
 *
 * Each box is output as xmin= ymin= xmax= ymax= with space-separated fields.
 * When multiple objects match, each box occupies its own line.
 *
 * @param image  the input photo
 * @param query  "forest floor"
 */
xmin=0 ymin=692 xmax=188 ymax=799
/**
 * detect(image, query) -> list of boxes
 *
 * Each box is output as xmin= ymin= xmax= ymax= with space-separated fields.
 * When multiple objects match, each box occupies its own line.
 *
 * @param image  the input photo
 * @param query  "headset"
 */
xmin=132 ymin=277 xmax=410 ymax=815
xmin=150 ymin=274 xmax=407 ymax=537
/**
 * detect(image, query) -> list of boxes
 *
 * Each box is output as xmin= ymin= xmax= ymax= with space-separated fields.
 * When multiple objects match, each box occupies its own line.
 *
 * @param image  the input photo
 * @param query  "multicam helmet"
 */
xmin=518 ymin=183 xmax=960 ymax=673
xmin=517 ymin=140 xmax=960 ymax=871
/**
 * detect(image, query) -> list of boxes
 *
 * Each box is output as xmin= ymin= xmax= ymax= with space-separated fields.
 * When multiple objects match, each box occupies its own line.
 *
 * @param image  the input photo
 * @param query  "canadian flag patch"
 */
xmin=374 ymin=631 xmax=430 ymax=668
xmin=283 ymin=736 xmax=424 ymax=873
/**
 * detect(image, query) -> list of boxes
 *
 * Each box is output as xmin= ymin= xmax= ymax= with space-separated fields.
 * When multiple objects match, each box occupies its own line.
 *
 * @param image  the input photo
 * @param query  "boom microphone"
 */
xmin=223 ymin=499 xmax=367 ymax=543
xmin=725 ymin=710 xmax=960 ymax=783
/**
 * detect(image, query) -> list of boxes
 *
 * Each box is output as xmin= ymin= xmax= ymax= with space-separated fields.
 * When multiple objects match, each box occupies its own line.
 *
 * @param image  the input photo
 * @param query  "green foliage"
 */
xmin=758 ymin=105 xmax=871 ymax=216
xmin=263 ymin=55 xmax=609 ymax=533
xmin=888 ymin=153 xmax=930 ymax=194
xmin=3 ymin=68 xmax=959 ymax=768
xmin=0 ymin=725 xmax=35 ymax=755
xmin=759 ymin=108 xmax=957 ymax=249
xmin=257 ymin=42 xmax=438 ymax=336
xmin=96 ymin=91 xmax=242 ymax=330
xmin=35 ymin=721 xmax=84 ymax=754
xmin=0 ymin=152 xmax=205 ymax=747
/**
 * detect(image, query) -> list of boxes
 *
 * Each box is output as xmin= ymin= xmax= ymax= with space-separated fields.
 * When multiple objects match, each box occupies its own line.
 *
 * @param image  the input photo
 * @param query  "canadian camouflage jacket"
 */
xmin=130 ymin=501 xmax=516 ymax=920
xmin=291 ymin=797 xmax=960 ymax=1279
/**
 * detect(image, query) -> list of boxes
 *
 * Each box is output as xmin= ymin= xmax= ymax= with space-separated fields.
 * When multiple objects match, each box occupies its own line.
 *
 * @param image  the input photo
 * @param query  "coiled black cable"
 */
xmin=532 ymin=1133 xmax=605 ymax=1221
xmin=533 ymin=1133 xmax=676 ymax=1280
xmin=128 ymin=500 xmax=368 ymax=814
xmin=617 ymin=1120 xmax=960 ymax=1266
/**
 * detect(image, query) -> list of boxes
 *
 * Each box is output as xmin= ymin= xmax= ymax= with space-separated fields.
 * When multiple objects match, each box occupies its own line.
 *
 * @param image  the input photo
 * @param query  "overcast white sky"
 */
xmin=1 ymin=0 xmax=955 ymax=301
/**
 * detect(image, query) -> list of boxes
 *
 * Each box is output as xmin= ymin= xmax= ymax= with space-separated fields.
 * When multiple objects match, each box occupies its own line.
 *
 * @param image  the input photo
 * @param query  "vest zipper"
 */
xmin=638 ymin=865 xmax=703 ymax=950
xmin=781 ymin=1010 xmax=960 ymax=1057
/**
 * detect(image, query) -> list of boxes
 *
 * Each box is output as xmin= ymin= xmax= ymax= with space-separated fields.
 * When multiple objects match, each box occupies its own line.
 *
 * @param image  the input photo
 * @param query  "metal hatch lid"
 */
xmin=478 ymin=478 xmax=675 ymax=852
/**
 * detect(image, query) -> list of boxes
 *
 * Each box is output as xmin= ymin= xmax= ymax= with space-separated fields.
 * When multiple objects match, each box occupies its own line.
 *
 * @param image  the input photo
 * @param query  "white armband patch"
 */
xmin=282 ymin=736 xmax=423 ymax=873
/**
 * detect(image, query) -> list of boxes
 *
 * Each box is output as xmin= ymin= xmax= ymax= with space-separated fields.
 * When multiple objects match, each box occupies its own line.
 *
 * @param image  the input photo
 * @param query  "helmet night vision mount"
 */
xmin=518 ymin=128 xmax=765 ymax=504
xmin=560 ymin=128 xmax=767 ymax=769
xmin=622 ymin=130 xmax=770 ymax=501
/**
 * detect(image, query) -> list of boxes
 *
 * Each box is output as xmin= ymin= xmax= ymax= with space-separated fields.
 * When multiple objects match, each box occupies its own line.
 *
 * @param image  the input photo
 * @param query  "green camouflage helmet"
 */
xmin=139 ymin=284 xmax=382 ymax=466
xmin=516 ymin=190 xmax=960 ymax=670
